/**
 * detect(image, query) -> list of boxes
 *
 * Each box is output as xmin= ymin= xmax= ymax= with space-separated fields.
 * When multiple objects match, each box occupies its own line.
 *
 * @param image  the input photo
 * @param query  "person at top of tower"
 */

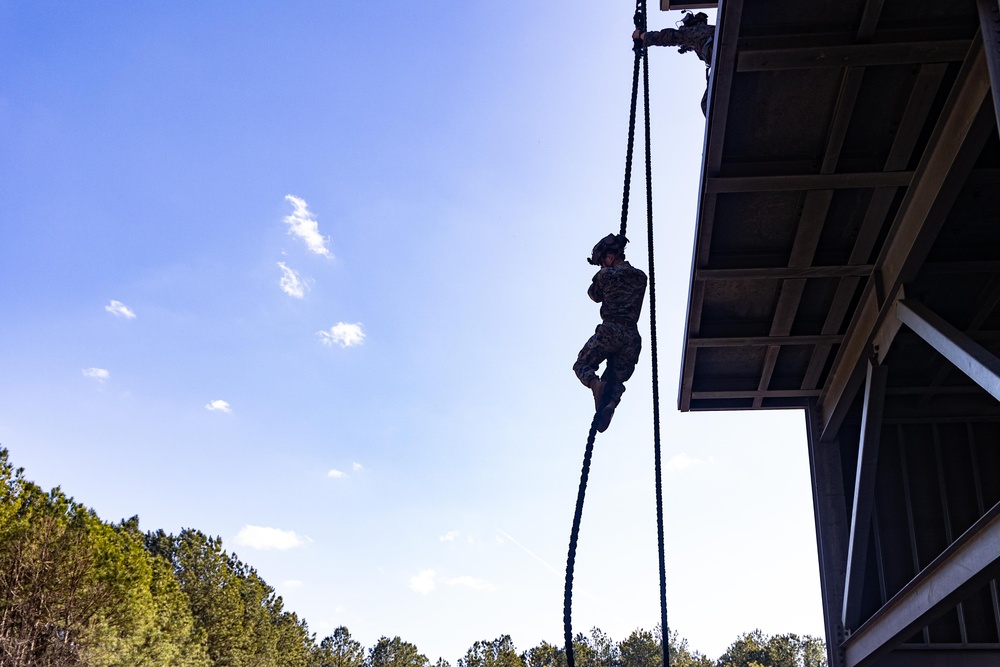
xmin=633 ymin=11 xmax=716 ymax=115
xmin=573 ymin=233 xmax=648 ymax=433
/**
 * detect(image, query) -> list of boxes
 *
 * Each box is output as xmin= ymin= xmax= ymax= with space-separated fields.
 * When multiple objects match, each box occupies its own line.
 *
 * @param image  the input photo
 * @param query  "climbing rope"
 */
xmin=641 ymin=16 xmax=672 ymax=667
xmin=563 ymin=1 xmax=670 ymax=666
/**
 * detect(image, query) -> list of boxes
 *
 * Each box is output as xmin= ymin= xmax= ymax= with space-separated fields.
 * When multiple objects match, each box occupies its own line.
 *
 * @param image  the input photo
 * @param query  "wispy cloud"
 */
xmin=284 ymin=195 xmax=332 ymax=258
xmin=318 ymin=323 xmax=365 ymax=348
xmin=439 ymin=530 xmax=459 ymax=542
xmin=447 ymin=575 xmax=496 ymax=591
xmin=352 ymin=462 xmax=363 ymax=472
xmin=409 ymin=569 xmax=436 ymax=595
xmin=665 ymin=453 xmax=705 ymax=473
xmin=281 ymin=580 xmax=303 ymax=589
xmin=234 ymin=525 xmax=310 ymax=551
xmin=82 ymin=367 xmax=109 ymax=382
xmin=327 ymin=468 xmax=346 ymax=479
xmin=277 ymin=262 xmax=307 ymax=298
xmin=105 ymin=300 xmax=136 ymax=319
xmin=205 ymin=399 xmax=232 ymax=413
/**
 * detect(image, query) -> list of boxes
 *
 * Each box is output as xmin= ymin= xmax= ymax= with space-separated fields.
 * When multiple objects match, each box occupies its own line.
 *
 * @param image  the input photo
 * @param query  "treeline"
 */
xmin=0 ymin=447 xmax=825 ymax=667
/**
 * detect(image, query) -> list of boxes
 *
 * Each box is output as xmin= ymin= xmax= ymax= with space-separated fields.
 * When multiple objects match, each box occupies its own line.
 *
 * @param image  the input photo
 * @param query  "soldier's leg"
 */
xmin=573 ymin=325 xmax=610 ymax=389
xmin=599 ymin=330 xmax=642 ymax=428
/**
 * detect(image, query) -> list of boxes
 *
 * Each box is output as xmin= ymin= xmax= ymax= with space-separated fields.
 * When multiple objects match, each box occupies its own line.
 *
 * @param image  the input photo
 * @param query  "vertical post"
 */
xmin=977 ymin=0 xmax=1000 ymax=134
xmin=842 ymin=357 xmax=889 ymax=631
xmin=806 ymin=402 xmax=850 ymax=667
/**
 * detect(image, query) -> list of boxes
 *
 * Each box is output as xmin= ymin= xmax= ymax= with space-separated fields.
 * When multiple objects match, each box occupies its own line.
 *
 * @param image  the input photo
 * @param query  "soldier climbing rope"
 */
xmin=562 ymin=1 xmax=669 ymax=666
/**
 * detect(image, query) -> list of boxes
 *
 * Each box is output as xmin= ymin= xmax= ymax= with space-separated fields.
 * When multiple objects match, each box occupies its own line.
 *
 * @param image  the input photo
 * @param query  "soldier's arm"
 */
xmin=588 ymin=271 xmax=605 ymax=303
xmin=641 ymin=28 xmax=680 ymax=47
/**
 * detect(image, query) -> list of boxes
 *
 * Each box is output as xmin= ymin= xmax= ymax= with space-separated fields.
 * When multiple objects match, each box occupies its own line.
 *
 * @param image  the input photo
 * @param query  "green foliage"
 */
xmin=0 ymin=448 xmax=208 ymax=667
xmin=149 ymin=527 xmax=314 ymax=667
xmin=617 ymin=627 xmax=712 ymax=667
xmin=0 ymin=447 xmax=829 ymax=667
xmin=458 ymin=635 xmax=524 ymax=667
xmin=717 ymin=631 xmax=825 ymax=667
xmin=368 ymin=636 xmax=430 ymax=667
xmin=522 ymin=641 xmax=565 ymax=667
xmin=313 ymin=626 xmax=366 ymax=667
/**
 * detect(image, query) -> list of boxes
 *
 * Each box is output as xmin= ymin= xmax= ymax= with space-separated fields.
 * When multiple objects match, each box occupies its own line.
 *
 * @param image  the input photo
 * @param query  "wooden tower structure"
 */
xmin=678 ymin=1 xmax=1000 ymax=665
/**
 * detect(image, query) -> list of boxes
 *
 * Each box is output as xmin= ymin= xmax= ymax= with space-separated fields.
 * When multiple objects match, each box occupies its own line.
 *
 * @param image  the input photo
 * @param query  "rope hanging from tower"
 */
xmin=563 ymin=1 xmax=670 ymax=666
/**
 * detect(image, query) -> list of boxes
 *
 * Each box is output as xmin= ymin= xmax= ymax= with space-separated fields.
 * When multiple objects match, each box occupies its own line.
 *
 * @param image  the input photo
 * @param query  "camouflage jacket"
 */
xmin=588 ymin=261 xmax=648 ymax=325
xmin=644 ymin=24 xmax=715 ymax=66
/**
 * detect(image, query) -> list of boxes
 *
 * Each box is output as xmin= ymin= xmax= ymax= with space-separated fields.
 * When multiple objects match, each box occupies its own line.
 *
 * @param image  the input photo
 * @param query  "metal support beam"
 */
xmin=978 ymin=0 xmax=1000 ymax=134
xmin=897 ymin=299 xmax=1000 ymax=403
xmin=843 ymin=501 xmax=1000 ymax=667
xmin=843 ymin=358 xmax=889 ymax=631
xmin=817 ymin=34 xmax=992 ymax=441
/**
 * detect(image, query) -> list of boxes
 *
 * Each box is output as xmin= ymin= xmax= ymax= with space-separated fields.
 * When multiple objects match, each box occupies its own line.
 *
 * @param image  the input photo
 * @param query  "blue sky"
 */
xmin=1 ymin=1 xmax=825 ymax=662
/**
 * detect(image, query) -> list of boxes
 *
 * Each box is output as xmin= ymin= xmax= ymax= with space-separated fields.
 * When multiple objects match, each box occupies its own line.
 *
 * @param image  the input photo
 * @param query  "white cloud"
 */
xmin=447 ymin=575 xmax=496 ymax=591
xmin=205 ymin=400 xmax=232 ymax=413
xmin=281 ymin=580 xmax=303 ymax=589
xmin=277 ymin=262 xmax=307 ymax=298
xmin=665 ymin=452 xmax=705 ymax=472
xmin=439 ymin=530 xmax=459 ymax=542
xmin=284 ymin=195 xmax=332 ymax=258
xmin=409 ymin=569 xmax=436 ymax=595
xmin=327 ymin=468 xmax=346 ymax=479
xmin=234 ymin=525 xmax=310 ymax=551
xmin=105 ymin=300 xmax=136 ymax=319
xmin=82 ymin=367 xmax=109 ymax=382
xmin=317 ymin=323 xmax=365 ymax=348
xmin=352 ymin=462 xmax=363 ymax=472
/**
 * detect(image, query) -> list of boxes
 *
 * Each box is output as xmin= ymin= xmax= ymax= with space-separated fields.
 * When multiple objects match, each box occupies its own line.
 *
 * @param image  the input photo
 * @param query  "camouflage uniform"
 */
xmin=643 ymin=22 xmax=715 ymax=115
xmin=573 ymin=261 xmax=648 ymax=408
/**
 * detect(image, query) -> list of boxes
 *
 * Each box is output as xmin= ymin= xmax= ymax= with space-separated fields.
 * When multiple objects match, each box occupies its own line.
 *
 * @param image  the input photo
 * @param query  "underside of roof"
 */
xmin=679 ymin=1 xmax=1000 ymax=665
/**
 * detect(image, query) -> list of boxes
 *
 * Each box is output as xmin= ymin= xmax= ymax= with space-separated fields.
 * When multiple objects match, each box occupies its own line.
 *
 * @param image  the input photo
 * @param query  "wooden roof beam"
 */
xmin=738 ymin=40 xmax=971 ymax=72
xmin=801 ymin=62 xmax=949 ymax=391
xmin=706 ymin=171 xmax=913 ymax=192
xmin=817 ymin=34 xmax=993 ymax=441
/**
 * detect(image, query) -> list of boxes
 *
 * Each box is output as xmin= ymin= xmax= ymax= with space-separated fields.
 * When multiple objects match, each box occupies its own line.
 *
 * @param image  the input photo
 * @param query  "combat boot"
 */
xmin=590 ymin=379 xmax=606 ymax=411
xmin=595 ymin=399 xmax=618 ymax=433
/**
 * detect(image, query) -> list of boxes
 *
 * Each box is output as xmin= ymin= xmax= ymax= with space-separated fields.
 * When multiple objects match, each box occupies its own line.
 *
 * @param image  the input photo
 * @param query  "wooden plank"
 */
xmin=689 ymin=334 xmax=843 ymax=347
xmin=692 ymin=389 xmax=822 ymax=399
xmin=705 ymin=171 xmax=912 ymax=193
xmin=695 ymin=265 xmax=873 ymax=280
xmin=738 ymin=40 xmax=970 ymax=72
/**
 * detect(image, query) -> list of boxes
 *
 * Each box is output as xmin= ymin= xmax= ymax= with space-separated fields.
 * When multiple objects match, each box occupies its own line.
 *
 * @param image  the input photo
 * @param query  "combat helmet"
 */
xmin=587 ymin=233 xmax=628 ymax=266
xmin=680 ymin=11 xmax=709 ymax=27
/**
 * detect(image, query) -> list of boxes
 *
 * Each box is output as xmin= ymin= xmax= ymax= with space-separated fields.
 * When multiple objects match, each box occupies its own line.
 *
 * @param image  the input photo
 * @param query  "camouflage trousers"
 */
xmin=573 ymin=322 xmax=642 ymax=406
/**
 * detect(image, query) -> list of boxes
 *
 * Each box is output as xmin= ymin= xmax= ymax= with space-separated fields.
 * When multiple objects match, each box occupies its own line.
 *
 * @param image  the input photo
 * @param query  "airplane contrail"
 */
xmin=495 ymin=527 xmax=599 ymax=601
xmin=496 ymin=527 xmax=560 ymax=575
